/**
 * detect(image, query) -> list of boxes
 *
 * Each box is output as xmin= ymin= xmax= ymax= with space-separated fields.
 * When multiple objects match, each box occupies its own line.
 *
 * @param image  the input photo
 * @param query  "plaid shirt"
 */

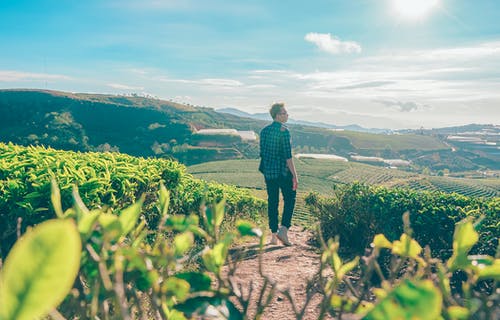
xmin=259 ymin=121 xmax=292 ymax=180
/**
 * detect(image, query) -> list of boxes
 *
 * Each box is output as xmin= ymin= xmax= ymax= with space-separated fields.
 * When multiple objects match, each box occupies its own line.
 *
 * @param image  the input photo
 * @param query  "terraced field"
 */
xmin=189 ymin=158 xmax=500 ymax=198
xmin=330 ymin=130 xmax=448 ymax=150
xmin=188 ymin=158 xmax=500 ymax=225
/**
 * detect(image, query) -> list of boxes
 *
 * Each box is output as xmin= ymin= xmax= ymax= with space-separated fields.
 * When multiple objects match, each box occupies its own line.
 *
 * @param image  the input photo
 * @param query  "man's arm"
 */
xmin=286 ymin=158 xmax=298 ymax=191
xmin=282 ymin=129 xmax=298 ymax=190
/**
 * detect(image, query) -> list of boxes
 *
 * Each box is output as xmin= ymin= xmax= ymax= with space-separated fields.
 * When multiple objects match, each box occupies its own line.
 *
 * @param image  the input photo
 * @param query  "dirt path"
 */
xmin=224 ymin=226 xmax=339 ymax=320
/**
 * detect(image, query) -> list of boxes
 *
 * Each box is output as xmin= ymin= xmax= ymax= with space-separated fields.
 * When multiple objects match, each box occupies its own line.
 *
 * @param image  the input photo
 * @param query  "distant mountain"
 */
xmin=399 ymin=123 xmax=500 ymax=135
xmin=216 ymin=107 xmax=389 ymax=133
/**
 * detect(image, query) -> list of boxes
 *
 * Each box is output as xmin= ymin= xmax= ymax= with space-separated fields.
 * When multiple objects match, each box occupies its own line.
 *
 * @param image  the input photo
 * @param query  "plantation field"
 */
xmin=329 ymin=130 xmax=448 ymax=151
xmin=188 ymin=158 xmax=500 ymax=199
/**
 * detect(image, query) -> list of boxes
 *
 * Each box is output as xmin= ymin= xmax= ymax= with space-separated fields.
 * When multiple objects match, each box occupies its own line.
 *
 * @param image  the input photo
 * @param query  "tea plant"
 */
xmin=310 ymin=212 xmax=499 ymax=319
xmin=305 ymin=183 xmax=499 ymax=260
xmin=0 ymin=142 xmax=266 ymax=259
xmin=0 ymin=182 xmax=498 ymax=319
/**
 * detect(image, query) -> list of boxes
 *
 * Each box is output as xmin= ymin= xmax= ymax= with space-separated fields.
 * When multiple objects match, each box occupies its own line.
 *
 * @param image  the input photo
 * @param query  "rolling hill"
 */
xmin=0 ymin=89 xmax=496 ymax=172
xmin=0 ymin=89 xmax=266 ymax=164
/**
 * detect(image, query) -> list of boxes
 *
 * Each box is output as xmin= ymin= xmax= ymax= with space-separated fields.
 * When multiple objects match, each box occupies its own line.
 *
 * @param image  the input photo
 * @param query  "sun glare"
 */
xmin=392 ymin=0 xmax=439 ymax=20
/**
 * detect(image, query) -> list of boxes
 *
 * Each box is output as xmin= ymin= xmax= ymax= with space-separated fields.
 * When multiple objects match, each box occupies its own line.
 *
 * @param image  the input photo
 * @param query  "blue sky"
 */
xmin=1 ymin=0 xmax=499 ymax=129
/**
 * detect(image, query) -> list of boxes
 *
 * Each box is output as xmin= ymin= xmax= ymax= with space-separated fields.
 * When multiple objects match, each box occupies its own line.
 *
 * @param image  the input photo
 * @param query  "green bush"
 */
xmin=0 ymin=142 xmax=265 ymax=258
xmin=305 ymin=183 xmax=499 ymax=259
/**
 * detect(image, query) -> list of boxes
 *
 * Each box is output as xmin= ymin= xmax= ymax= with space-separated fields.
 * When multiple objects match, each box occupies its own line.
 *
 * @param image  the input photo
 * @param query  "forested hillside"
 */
xmin=0 ymin=89 xmax=267 ymax=164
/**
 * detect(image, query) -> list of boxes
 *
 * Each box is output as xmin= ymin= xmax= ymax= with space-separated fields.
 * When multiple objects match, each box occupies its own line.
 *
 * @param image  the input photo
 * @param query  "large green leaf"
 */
xmin=50 ymin=179 xmax=64 ymax=218
xmin=77 ymin=209 xmax=101 ymax=240
xmin=163 ymin=278 xmax=190 ymax=303
xmin=174 ymin=232 xmax=194 ymax=257
xmin=167 ymin=215 xmax=197 ymax=233
xmin=0 ymin=219 xmax=81 ymax=320
xmin=372 ymin=234 xmax=392 ymax=249
xmin=236 ymin=220 xmax=262 ymax=237
xmin=202 ymin=237 xmax=231 ymax=274
xmin=98 ymin=213 xmax=122 ymax=240
xmin=476 ymin=259 xmax=500 ymax=281
xmin=202 ymin=245 xmax=223 ymax=274
xmin=175 ymin=272 xmax=212 ymax=292
xmin=392 ymin=234 xmax=422 ymax=259
xmin=175 ymin=295 xmax=242 ymax=320
xmin=204 ymin=199 xmax=226 ymax=236
xmin=447 ymin=220 xmax=479 ymax=271
xmin=118 ymin=195 xmax=144 ymax=236
xmin=365 ymin=279 xmax=442 ymax=320
xmin=158 ymin=182 xmax=170 ymax=217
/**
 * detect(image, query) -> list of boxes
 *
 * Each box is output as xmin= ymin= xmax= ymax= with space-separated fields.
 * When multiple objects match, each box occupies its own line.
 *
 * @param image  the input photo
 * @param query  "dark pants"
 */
xmin=265 ymin=174 xmax=296 ymax=233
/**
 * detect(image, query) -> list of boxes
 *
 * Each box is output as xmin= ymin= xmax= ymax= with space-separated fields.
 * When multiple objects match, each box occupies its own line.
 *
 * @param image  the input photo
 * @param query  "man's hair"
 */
xmin=269 ymin=102 xmax=285 ymax=120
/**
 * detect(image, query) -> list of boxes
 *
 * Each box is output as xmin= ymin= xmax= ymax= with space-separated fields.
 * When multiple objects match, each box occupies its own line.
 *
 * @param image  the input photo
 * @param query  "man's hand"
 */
xmin=292 ymin=176 xmax=298 ymax=191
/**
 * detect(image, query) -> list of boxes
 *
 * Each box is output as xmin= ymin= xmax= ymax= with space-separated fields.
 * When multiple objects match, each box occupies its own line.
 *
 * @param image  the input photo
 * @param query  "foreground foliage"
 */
xmin=0 ymin=184 xmax=498 ymax=319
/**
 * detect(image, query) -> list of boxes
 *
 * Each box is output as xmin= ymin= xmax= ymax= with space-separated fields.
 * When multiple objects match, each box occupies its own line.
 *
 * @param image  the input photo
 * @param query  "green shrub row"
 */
xmin=0 ymin=142 xmax=265 ymax=257
xmin=305 ymin=183 xmax=499 ymax=260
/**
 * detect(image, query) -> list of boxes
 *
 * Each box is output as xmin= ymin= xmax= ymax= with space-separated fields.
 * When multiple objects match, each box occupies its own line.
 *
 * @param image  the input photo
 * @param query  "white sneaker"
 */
xmin=277 ymin=226 xmax=292 ymax=246
xmin=270 ymin=233 xmax=278 ymax=245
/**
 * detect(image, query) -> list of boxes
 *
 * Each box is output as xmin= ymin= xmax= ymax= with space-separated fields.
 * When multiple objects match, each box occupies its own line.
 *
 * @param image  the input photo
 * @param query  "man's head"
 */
xmin=269 ymin=102 xmax=288 ymax=123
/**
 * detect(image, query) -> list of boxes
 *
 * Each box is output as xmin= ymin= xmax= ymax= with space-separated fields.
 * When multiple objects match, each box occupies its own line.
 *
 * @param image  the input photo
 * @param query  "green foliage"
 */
xmin=0 ymin=143 xmax=265 ymax=258
xmin=315 ymin=218 xmax=499 ymax=319
xmin=365 ymin=279 xmax=442 ymax=320
xmin=0 ymin=182 xmax=498 ymax=319
xmin=306 ymin=183 xmax=499 ymax=260
xmin=52 ymin=183 xmax=262 ymax=319
xmin=0 ymin=219 xmax=81 ymax=320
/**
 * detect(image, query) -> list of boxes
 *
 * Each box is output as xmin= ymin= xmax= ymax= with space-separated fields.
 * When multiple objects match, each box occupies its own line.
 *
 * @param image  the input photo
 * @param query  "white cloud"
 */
xmin=248 ymin=40 xmax=500 ymax=102
xmin=361 ymin=42 xmax=500 ymax=70
xmin=246 ymin=84 xmax=277 ymax=89
xmin=93 ymin=40 xmax=499 ymax=128
xmin=419 ymin=42 xmax=500 ymax=61
xmin=158 ymin=77 xmax=243 ymax=87
xmin=305 ymin=33 xmax=362 ymax=54
xmin=199 ymin=78 xmax=243 ymax=87
xmin=107 ymin=83 xmax=144 ymax=90
xmin=126 ymin=68 xmax=151 ymax=76
xmin=373 ymin=99 xmax=429 ymax=112
xmin=336 ymin=81 xmax=395 ymax=90
xmin=0 ymin=70 xmax=70 ymax=82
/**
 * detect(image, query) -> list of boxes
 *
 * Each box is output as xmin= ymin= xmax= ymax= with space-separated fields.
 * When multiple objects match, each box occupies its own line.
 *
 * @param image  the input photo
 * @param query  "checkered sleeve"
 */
xmin=259 ymin=131 xmax=264 ymax=158
xmin=282 ymin=129 xmax=292 ymax=159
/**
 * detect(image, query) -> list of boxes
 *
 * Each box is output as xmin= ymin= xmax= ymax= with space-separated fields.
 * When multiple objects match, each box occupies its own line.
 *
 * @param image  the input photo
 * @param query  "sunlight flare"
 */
xmin=392 ymin=0 xmax=439 ymax=20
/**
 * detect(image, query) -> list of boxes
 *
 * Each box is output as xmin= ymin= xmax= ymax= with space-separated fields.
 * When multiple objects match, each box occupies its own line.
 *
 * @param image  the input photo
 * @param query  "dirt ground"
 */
xmin=224 ymin=226 xmax=355 ymax=320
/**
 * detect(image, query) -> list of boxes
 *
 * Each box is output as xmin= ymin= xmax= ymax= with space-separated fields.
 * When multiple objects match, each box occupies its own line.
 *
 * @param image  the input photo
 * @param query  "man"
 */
xmin=259 ymin=102 xmax=298 ymax=246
